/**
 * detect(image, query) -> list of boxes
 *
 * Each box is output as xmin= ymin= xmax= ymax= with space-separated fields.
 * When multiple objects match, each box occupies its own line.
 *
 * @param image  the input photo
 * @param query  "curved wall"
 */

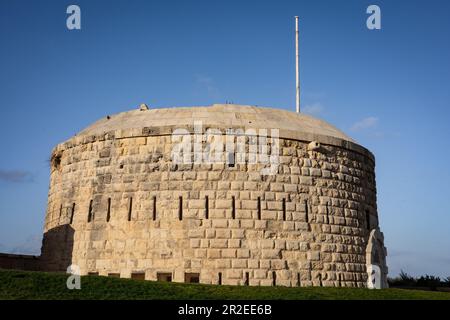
xmin=41 ymin=123 xmax=381 ymax=287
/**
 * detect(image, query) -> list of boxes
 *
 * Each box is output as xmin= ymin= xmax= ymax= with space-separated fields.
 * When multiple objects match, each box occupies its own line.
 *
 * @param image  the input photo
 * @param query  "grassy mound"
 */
xmin=1 ymin=269 xmax=449 ymax=300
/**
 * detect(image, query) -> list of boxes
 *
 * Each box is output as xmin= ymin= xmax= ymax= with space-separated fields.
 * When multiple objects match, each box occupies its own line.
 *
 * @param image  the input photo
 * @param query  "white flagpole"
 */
xmin=295 ymin=16 xmax=300 ymax=113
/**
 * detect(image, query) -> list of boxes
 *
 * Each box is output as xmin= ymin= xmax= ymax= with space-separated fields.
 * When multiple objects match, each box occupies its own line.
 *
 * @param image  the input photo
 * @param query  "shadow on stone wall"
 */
xmin=40 ymin=224 xmax=75 ymax=272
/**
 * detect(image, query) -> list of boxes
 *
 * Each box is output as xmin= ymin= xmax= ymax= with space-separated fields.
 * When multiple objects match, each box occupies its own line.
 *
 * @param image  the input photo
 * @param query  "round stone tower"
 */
xmin=40 ymin=104 xmax=388 ymax=288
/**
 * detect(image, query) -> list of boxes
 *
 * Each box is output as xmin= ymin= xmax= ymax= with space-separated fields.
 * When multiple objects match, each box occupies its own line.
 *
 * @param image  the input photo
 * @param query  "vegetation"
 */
xmin=388 ymin=270 xmax=450 ymax=291
xmin=0 ymin=269 xmax=450 ymax=300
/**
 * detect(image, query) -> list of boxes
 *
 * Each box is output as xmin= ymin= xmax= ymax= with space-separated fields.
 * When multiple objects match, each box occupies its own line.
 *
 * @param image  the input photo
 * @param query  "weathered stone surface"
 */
xmin=40 ymin=104 xmax=386 ymax=288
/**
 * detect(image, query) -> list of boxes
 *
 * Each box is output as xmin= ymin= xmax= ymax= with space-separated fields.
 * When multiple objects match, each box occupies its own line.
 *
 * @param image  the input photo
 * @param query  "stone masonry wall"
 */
xmin=41 ymin=131 xmax=378 ymax=287
xmin=0 ymin=253 xmax=40 ymax=271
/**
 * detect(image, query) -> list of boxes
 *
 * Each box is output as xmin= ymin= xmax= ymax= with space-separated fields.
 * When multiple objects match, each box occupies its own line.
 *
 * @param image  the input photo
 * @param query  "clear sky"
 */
xmin=0 ymin=0 xmax=449 ymax=278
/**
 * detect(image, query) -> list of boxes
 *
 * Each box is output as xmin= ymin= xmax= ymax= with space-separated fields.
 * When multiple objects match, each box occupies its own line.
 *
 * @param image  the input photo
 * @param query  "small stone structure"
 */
xmin=0 ymin=253 xmax=40 ymax=271
xmin=40 ymin=104 xmax=388 ymax=287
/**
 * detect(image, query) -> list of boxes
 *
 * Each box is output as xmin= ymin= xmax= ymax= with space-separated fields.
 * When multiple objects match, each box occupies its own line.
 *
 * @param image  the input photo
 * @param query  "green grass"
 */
xmin=1 ymin=269 xmax=449 ymax=300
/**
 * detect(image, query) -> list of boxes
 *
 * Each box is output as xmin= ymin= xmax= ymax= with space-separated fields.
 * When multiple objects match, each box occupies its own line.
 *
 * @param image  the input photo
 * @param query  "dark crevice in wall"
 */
xmin=69 ymin=203 xmax=75 ymax=225
xmin=304 ymin=200 xmax=309 ymax=223
xmin=205 ymin=196 xmax=209 ymax=219
xmin=128 ymin=197 xmax=133 ymax=221
xmin=257 ymin=197 xmax=261 ymax=220
xmin=87 ymin=200 xmax=93 ymax=223
xmin=178 ymin=196 xmax=183 ymax=221
xmin=106 ymin=198 xmax=111 ymax=222
xmin=153 ymin=196 xmax=157 ymax=221
xmin=326 ymin=202 xmax=330 ymax=224
xmin=231 ymin=196 xmax=236 ymax=219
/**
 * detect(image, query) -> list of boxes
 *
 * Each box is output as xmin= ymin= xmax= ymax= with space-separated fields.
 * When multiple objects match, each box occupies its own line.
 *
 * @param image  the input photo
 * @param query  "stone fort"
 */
xmin=37 ymin=104 xmax=388 ymax=287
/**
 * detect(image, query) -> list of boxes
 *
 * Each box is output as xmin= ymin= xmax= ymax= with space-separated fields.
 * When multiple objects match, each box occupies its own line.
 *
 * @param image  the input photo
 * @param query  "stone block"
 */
xmin=222 ymin=249 xmax=237 ymax=258
xmin=270 ymin=183 xmax=284 ymax=192
xmin=188 ymin=229 xmax=205 ymax=238
xmin=248 ymin=259 xmax=259 ymax=268
xmin=216 ymin=229 xmax=231 ymax=239
xmin=308 ymin=251 xmax=321 ymax=261
xmin=254 ymin=269 xmax=268 ymax=279
xmin=194 ymin=249 xmax=207 ymax=258
xmin=237 ymin=249 xmax=250 ymax=258
xmin=254 ymin=220 xmax=267 ymax=229
xmin=240 ymin=220 xmax=254 ymax=228
xmin=216 ymin=259 xmax=231 ymax=268
xmin=190 ymin=239 xmax=201 ymax=248
xmin=212 ymin=219 xmax=228 ymax=228
xmin=267 ymin=201 xmax=283 ymax=210
xmin=261 ymin=249 xmax=281 ymax=259
xmin=271 ymin=260 xmax=286 ymax=270
xmin=241 ymin=200 xmax=258 ymax=210
xmin=227 ymin=269 xmax=242 ymax=279
xmin=228 ymin=239 xmax=241 ymax=248
xmin=207 ymin=249 xmax=221 ymax=259
xmin=188 ymin=199 xmax=205 ymax=209
xmin=232 ymin=259 xmax=247 ymax=268
xmin=257 ymin=238 xmax=273 ymax=249
xmin=210 ymin=239 xmax=228 ymax=248
xmin=215 ymin=199 xmax=232 ymax=209
xmin=232 ymin=229 xmax=245 ymax=239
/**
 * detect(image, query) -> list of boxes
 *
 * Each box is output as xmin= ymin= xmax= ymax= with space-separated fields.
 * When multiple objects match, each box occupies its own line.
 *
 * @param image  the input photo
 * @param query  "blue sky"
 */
xmin=0 ymin=0 xmax=449 ymax=277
